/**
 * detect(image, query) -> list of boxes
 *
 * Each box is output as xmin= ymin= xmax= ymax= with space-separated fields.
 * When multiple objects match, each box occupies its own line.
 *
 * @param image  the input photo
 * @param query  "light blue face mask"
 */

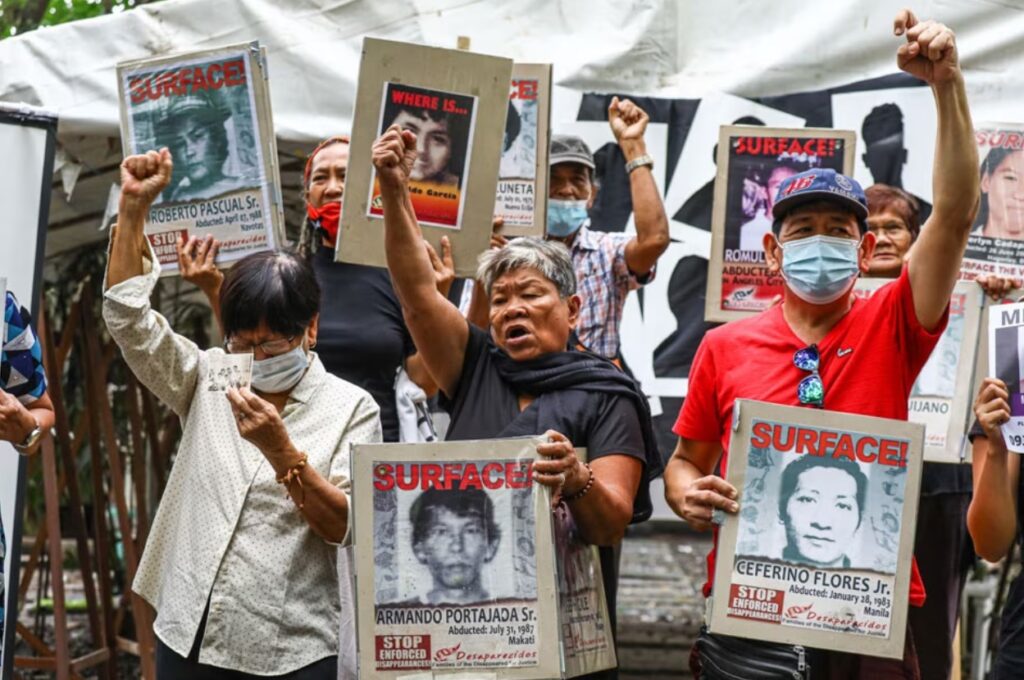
xmin=251 ymin=344 xmax=309 ymax=393
xmin=779 ymin=235 xmax=862 ymax=304
xmin=546 ymin=199 xmax=589 ymax=238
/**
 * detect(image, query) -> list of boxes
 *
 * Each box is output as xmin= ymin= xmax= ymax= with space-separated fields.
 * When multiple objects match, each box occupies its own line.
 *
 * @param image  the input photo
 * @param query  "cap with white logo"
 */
xmin=772 ymin=168 xmax=868 ymax=220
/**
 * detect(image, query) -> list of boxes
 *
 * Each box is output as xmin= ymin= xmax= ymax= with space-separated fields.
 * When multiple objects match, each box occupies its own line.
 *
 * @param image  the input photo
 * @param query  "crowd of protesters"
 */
xmin=8 ymin=7 xmax=1024 ymax=680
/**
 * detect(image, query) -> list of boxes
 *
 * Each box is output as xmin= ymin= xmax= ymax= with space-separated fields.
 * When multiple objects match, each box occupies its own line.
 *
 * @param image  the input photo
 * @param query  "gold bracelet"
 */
xmin=276 ymin=452 xmax=309 ymax=509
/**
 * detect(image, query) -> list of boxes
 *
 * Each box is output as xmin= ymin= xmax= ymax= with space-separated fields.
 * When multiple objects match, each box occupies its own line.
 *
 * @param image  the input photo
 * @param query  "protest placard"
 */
xmin=494 ymin=64 xmax=551 ymax=238
xmin=352 ymin=438 xmax=615 ymax=678
xmin=974 ymin=289 xmax=1023 ymax=432
xmin=961 ymin=124 xmax=1024 ymax=283
xmin=705 ymin=126 xmax=856 ymax=322
xmin=338 ymin=38 xmax=513 ymax=277
xmin=710 ymin=400 xmax=924 ymax=658
xmin=553 ymin=500 xmax=617 ymax=678
xmin=855 ymin=279 xmax=983 ymax=463
xmin=988 ymin=300 xmax=1024 ymax=453
xmin=116 ymin=42 xmax=283 ymax=275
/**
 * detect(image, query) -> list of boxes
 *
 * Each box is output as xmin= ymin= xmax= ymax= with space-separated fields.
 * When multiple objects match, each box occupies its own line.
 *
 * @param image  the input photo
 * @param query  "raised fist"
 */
xmin=894 ymin=9 xmax=961 ymax=86
xmin=608 ymin=96 xmax=649 ymax=145
xmin=372 ymin=124 xmax=418 ymax=189
xmin=120 ymin=148 xmax=173 ymax=214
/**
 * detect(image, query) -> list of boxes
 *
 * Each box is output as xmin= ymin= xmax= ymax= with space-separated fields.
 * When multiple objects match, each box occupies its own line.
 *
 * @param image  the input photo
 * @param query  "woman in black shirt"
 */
xmin=371 ymin=126 xmax=662 ymax=679
xmin=303 ymin=136 xmax=436 ymax=442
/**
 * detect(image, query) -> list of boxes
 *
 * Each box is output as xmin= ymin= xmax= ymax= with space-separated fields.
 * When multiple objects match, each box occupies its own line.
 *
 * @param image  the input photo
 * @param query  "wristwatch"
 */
xmin=14 ymin=418 xmax=43 ymax=453
xmin=624 ymin=154 xmax=654 ymax=174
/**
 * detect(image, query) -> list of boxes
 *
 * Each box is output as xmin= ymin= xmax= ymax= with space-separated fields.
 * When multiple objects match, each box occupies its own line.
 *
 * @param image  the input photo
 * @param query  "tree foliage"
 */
xmin=1 ymin=0 xmax=163 ymax=39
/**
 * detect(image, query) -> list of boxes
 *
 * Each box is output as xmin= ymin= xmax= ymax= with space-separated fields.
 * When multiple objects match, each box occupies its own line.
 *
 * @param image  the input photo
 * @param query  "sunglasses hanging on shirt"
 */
xmin=793 ymin=344 xmax=824 ymax=409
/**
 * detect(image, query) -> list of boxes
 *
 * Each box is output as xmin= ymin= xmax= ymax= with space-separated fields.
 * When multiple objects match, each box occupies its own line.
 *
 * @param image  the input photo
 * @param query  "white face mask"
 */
xmin=251 ymin=344 xmax=309 ymax=393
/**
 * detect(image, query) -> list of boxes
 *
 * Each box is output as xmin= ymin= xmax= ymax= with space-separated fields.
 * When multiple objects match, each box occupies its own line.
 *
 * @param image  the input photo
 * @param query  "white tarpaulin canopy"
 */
xmin=1 ymin=0 xmax=1021 ymax=258
xmin=2 ymin=0 xmax=1022 ymax=521
xmin=4 ymin=0 xmax=1024 ymax=137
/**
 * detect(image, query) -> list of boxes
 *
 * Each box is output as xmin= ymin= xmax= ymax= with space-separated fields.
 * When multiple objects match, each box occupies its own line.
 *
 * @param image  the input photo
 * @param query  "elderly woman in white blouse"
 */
xmin=103 ymin=149 xmax=381 ymax=680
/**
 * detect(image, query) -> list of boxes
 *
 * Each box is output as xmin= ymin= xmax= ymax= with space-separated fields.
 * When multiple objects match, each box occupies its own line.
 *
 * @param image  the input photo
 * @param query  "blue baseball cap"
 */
xmin=771 ymin=168 xmax=868 ymax=221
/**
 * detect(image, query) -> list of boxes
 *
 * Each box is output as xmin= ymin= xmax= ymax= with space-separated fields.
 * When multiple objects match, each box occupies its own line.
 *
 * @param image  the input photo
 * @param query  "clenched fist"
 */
xmin=894 ymin=9 xmax=961 ymax=86
xmin=608 ymin=96 xmax=649 ymax=145
xmin=120 ymin=148 xmax=173 ymax=217
xmin=372 ymin=125 xmax=419 ymax=189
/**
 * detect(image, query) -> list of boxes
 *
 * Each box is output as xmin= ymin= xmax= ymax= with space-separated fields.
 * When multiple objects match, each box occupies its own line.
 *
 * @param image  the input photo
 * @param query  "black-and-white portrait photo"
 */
xmin=735 ymin=441 xmax=904 ymax=575
xmin=126 ymin=57 xmax=264 ymax=205
xmin=500 ymin=92 xmax=538 ymax=181
xmin=408 ymin=486 xmax=500 ymax=605
xmin=373 ymin=463 xmax=537 ymax=607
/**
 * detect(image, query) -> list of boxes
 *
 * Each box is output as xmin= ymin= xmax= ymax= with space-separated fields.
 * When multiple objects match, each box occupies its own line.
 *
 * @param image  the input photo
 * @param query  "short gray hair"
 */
xmin=476 ymin=237 xmax=576 ymax=298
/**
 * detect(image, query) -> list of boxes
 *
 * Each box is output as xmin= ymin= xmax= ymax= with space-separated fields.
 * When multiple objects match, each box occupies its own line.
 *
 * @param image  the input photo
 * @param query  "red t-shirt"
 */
xmin=673 ymin=268 xmax=947 ymax=607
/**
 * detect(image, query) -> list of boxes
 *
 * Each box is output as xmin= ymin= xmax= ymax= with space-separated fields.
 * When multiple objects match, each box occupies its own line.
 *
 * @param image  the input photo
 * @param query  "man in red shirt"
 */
xmin=664 ymin=9 xmax=978 ymax=678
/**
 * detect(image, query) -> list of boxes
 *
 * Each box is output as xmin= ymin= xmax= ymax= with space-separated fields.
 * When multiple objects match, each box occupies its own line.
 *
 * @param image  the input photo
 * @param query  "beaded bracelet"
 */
xmin=562 ymin=462 xmax=594 ymax=502
xmin=277 ymin=452 xmax=309 ymax=509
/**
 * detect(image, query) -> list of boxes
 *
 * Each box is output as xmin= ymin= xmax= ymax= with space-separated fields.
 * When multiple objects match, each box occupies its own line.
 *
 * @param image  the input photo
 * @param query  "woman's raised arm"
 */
xmin=375 ymin=126 xmax=470 ymax=397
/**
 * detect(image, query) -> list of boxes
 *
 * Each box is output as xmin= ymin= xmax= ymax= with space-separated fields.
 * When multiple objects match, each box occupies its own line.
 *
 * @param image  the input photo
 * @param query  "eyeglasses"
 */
xmin=867 ymin=224 xmax=911 ymax=239
xmin=793 ymin=344 xmax=824 ymax=408
xmin=224 ymin=336 xmax=296 ymax=356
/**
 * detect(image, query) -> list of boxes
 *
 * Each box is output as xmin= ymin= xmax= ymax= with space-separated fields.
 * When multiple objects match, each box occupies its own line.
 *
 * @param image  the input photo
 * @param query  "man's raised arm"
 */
xmin=613 ymin=97 xmax=670 ymax=276
xmin=898 ymin=9 xmax=980 ymax=330
xmin=375 ymin=126 xmax=469 ymax=396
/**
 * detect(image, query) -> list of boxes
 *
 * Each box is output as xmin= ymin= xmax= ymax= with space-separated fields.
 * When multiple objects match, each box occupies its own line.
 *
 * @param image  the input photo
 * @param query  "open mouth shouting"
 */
xmin=503 ymin=322 xmax=532 ymax=349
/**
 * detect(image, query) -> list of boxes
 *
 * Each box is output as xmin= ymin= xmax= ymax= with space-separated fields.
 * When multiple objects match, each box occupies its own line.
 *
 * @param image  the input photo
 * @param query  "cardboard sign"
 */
xmin=494 ymin=64 xmax=552 ymax=239
xmin=705 ymin=126 xmax=856 ymax=322
xmin=710 ymin=400 xmax=924 ymax=659
xmin=855 ymin=279 xmax=983 ymax=463
xmin=988 ymin=300 xmax=1024 ymax=453
xmin=338 ymin=38 xmax=513 ymax=277
xmin=973 ymin=290 xmax=1024 ymax=452
xmin=962 ymin=124 xmax=1024 ymax=283
xmin=351 ymin=438 xmax=615 ymax=678
xmin=116 ymin=42 xmax=284 ymax=275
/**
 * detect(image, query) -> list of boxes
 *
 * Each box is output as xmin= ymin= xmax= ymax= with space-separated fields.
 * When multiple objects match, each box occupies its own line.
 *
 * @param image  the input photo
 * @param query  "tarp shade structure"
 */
xmin=1 ymin=0 xmax=1020 ymax=257
xmin=1 ymin=0 xmax=1021 ymax=516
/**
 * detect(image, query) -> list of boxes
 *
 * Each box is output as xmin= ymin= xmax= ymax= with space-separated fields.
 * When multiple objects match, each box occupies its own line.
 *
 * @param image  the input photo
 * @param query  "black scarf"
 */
xmin=489 ymin=342 xmax=664 ymax=522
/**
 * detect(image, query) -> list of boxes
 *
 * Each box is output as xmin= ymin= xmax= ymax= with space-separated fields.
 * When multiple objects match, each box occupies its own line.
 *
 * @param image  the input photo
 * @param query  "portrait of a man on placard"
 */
xmin=407 ymin=487 xmax=501 ymax=605
xmin=500 ymin=95 xmax=538 ymax=181
xmin=372 ymin=461 xmax=539 ymax=607
xmin=735 ymin=442 xmax=902 ymax=575
xmin=775 ymin=455 xmax=867 ymax=569
xmin=382 ymin=85 xmax=473 ymax=193
xmin=126 ymin=55 xmax=265 ymax=207
xmin=159 ymin=92 xmax=241 ymax=203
